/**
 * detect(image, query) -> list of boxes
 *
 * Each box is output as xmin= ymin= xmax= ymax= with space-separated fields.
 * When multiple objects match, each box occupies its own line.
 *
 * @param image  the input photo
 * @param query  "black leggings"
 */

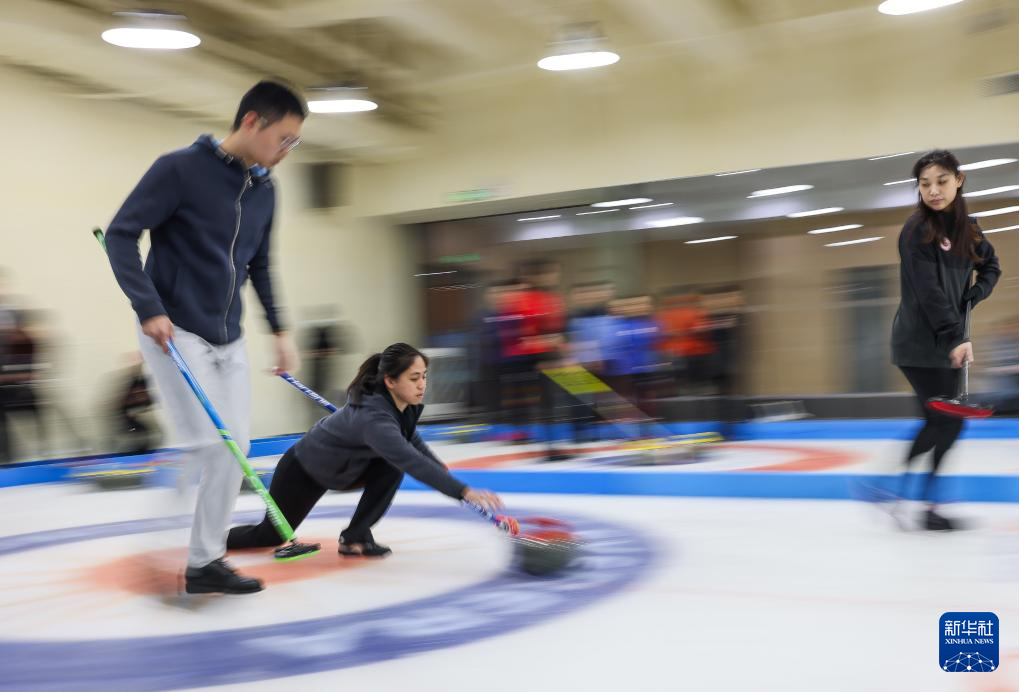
xmin=227 ymin=447 xmax=404 ymax=549
xmin=899 ymin=366 xmax=964 ymax=503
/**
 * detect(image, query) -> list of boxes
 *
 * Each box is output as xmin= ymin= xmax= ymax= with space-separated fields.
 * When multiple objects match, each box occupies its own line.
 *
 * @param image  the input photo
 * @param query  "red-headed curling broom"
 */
xmin=926 ymin=297 xmax=994 ymax=419
xmin=277 ymin=371 xmax=583 ymax=576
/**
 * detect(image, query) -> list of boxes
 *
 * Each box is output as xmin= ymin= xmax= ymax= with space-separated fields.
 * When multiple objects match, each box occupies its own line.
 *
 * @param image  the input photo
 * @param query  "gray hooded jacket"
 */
xmin=293 ymin=391 xmax=467 ymax=499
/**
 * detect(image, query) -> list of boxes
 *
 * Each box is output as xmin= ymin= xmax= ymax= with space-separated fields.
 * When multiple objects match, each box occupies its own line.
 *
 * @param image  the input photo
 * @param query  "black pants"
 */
xmin=899 ymin=366 xmax=964 ymax=503
xmin=227 ymin=448 xmax=404 ymax=549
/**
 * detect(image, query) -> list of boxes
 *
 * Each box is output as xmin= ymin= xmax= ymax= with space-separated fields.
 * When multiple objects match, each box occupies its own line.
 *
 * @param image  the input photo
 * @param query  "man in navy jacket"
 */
xmin=106 ymin=81 xmax=306 ymax=594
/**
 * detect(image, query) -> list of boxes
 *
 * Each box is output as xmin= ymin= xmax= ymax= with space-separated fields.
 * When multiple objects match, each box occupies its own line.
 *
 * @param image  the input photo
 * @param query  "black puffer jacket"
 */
xmin=891 ymin=211 xmax=1000 ymax=368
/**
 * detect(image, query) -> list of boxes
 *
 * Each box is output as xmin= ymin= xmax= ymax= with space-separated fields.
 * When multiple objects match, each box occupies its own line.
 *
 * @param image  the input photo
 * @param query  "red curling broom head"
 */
xmin=494 ymin=514 xmax=521 ymax=537
xmin=926 ymin=396 xmax=994 ymax=419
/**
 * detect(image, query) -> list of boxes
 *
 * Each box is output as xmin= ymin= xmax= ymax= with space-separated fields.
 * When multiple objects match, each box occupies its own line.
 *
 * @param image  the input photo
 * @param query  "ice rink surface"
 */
xmin=2 ymin=437 xmax=1018 ymax=691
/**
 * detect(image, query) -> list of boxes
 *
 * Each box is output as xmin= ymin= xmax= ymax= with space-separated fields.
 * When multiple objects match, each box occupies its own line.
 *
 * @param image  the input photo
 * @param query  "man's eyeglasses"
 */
xmin=278 ymin=135 xmax=301 ymax=152
xmin=258 ymin=116 xmax=301 ymax=152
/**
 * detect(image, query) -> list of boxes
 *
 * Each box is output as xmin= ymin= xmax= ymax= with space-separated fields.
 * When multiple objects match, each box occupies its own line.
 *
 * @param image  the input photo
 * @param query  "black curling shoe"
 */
xmin=924 ymin=508 xmax=960 ymax=532
xmin=185 ymin=558 xmax=264 ymax=595
xmin=338 ymin=538 xmax=392 ymax=557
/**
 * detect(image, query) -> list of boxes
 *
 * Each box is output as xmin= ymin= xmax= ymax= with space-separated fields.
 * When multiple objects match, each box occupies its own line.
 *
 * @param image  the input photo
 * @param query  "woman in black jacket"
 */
xmin=891 ymin=150 xmax=1001 ymax=530
xmin=228 ymin=343 xmax=503 ymax=556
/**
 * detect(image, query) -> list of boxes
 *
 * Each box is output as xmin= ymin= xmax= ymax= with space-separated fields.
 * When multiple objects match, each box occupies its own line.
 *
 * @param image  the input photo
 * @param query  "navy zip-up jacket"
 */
xmin=293 ymin=391 xmax=468 ymax=499
xmin=105 ymin=135 xmax=283 ymax=345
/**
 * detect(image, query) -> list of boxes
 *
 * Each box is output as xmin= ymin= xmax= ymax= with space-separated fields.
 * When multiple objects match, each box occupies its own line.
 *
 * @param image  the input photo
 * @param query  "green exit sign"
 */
xmin=446 ymin=188 xmax=497 ymax=203
xmin=439 ymin=253 xmax=481 ymax=264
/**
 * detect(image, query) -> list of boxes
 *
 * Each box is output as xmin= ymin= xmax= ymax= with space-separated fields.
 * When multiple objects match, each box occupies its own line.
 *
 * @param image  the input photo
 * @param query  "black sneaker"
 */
xmin=924 ymin=508 xmax=959 ymax=532
xmin=338 ymin=538 xmax=392 ymax=557
xmin=185 ymin=558 xmax=264 ymax=594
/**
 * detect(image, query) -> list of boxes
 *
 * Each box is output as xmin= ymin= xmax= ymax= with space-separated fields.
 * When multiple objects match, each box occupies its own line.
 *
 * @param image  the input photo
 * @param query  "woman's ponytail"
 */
xmin=347 ymin=353 xmax=382 ymax=404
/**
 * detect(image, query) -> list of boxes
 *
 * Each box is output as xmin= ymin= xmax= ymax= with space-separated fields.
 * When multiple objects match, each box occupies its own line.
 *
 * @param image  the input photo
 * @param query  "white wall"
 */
xmin=0 ymin=65 xmax=419 ymax=450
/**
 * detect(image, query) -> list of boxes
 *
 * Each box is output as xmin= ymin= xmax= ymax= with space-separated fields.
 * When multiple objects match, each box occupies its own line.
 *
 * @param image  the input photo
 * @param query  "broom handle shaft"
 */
xmin=961 ymin=300 xmax=971 ymax=397
xmin=960 ymin=270 xmax=974 ymax=398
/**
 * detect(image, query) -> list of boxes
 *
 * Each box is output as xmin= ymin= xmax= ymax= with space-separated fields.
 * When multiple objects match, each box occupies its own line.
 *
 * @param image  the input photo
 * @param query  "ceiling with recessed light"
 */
xmin=421 ymin=141 xmax=1019 ymax=245
xmin=2 ymin=0 xmax=1015 ymax=163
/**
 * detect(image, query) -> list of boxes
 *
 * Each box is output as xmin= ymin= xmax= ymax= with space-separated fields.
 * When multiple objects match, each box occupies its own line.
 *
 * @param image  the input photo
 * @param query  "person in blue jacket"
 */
xmin=228 ymin=343 xmax=504 ymax=557
xmin=105 ymin=81 xmax=306 ymax=594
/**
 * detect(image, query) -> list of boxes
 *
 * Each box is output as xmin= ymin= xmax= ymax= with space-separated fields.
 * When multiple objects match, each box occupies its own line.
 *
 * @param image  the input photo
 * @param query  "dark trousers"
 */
xmin=227 ymin=448 xmax=404 ymax=548
xmin=899 ymin=366 xmax=964 ymax=503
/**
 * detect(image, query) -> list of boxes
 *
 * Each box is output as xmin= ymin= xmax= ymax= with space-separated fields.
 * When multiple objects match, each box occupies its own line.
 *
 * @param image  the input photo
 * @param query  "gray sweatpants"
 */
xmin=138 ymin=324 xmax=250 ymax=568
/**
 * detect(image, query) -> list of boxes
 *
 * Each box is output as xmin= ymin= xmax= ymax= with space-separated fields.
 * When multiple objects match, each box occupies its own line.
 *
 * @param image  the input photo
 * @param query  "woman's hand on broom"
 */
xmin=463 ymin=488 xmax=504 ymax=513
xmin=950 ymin=342 xmax=974 ymax=369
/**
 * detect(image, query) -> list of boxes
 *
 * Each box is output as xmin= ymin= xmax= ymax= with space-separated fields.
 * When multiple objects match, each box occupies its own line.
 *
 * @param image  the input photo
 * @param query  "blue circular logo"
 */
xmin=0 ymin=504 xmax=654 ymax=690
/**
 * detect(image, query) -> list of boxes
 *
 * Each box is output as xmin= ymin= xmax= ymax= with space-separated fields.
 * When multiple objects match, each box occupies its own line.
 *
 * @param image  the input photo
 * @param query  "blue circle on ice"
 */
xmin=0 ymin=504 xmax=654 ymax=691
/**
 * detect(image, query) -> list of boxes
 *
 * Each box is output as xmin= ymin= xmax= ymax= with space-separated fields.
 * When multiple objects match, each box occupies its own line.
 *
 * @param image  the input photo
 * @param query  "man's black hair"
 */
xmin=233 ymin=80 xmax=307 ymax=130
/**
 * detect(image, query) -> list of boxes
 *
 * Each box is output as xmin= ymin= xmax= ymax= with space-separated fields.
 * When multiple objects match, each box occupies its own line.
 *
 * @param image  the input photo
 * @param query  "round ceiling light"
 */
xmin=308 ymin=99 xmax=378 ymax=113
xmin=101 ymin=27 xmax=200 ymax=49
xmin=538 ymin=21 xmax=620 ymax=72
xmin=308 ymin=87 xmax=379 ymax=114
xmin=538 ymin=51 xmax=620 ymax=71
xmin=877 ymin=0 xmax=965 ymax=16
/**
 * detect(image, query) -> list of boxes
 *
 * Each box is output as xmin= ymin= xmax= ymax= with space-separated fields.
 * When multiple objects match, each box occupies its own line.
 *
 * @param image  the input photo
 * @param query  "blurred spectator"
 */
xmin=703 ymin=286 xmax=745 ymax=389
xmin=472 ymin=281 xmax=517 ymax=418
xmin=564 ymin=280 xmax=617 ymax=441
xmin=500 ymin=261 xmax=566 ymax=454
xmin=980 ymin=316 xmax=1019 ymax=414
xmin=568 ymin=281 xmax=616 ymax=374
xmin=0 ymin=308 xmax=49 ymax=461
xmin=703 ymin=285 xmax=747 ymax=435
xmin=109 ymin=353 xmax=161 ymax=455
xmin=603 ymin=295 xmax=666 ymax=432
xmin=0 ymin=270 xmax=15 ymax=463
xmin=658 ymin=288 xmax=716 ymax=393
xmin=504 ymin=260 xmax=566 ymax=363
xmin=299 ymin=305 xmax=351 ymax=424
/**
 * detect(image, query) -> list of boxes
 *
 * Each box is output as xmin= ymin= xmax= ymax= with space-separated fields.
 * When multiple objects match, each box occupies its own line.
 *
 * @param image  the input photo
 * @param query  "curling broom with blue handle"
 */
xmin=94 ymin=228 xmax=319 ymax=561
